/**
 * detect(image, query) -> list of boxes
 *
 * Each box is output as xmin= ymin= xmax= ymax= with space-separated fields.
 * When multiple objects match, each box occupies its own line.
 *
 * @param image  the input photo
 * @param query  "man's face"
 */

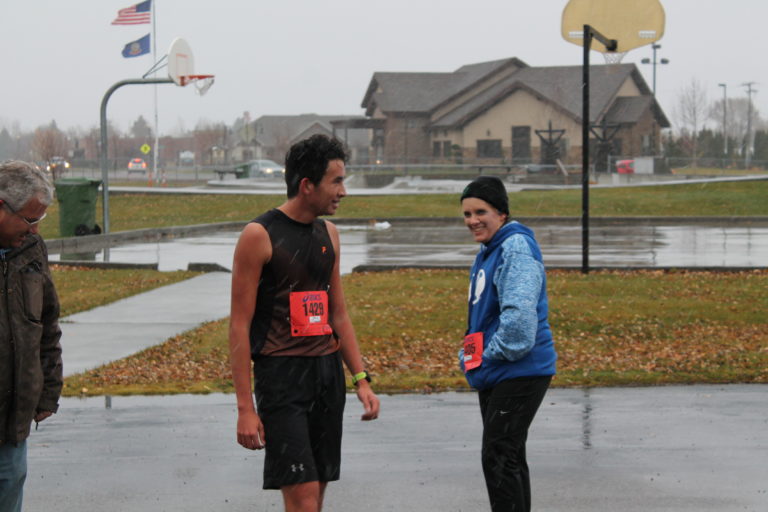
xmin=309 ymin=159 xmax=347 ymax=216
xmin=0 ymin=196 xmax=48 ymax=248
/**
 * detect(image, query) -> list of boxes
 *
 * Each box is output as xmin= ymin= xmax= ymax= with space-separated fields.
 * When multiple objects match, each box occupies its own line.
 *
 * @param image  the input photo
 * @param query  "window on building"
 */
xmin=477 ymin=139 xmax=502 ymax=158
xmin=433 ymin=141 xmax=442 ymax=158
xmin=512 ymin=126 xmax=531 ymax=161
xmin=443 ymin=141 xmax=452 ymax=157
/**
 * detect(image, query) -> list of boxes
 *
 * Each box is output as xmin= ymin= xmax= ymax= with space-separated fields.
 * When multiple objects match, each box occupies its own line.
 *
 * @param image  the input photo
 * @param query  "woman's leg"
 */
xmin=479 ymin=376 xmax=551 ymax=512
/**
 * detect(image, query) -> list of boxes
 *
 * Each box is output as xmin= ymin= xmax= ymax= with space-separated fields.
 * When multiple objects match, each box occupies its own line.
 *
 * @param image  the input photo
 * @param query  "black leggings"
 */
xmin=478 ymin=375 xmax=551 ymax=512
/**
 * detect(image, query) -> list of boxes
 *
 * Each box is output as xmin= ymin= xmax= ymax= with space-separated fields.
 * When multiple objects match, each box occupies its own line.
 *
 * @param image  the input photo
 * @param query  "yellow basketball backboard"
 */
xmin=561 ymin=0 xmax=665 ymax=53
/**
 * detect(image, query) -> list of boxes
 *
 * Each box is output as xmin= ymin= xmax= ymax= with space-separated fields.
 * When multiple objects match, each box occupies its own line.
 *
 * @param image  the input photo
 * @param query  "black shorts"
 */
xmin=253 ymin=352 xmax=346 ymax=490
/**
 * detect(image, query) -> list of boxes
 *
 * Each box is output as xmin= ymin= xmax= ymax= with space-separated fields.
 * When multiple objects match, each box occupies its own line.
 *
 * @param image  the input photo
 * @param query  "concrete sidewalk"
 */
xmin=60 ymin=272 xmax=231 ymax=376
xmin=23 ymin=386 xmax=768 ymax=511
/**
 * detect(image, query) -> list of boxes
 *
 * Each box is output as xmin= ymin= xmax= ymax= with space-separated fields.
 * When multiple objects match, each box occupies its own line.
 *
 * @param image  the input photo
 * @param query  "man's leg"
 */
xmin=281 ymin=481 xmax=328 ymax=512
xmin=0 ymin=440 xmax=27 ymax=512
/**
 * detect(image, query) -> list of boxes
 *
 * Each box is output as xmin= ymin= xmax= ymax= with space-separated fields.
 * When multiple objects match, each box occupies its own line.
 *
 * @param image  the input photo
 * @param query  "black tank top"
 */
xmin=249 ymin=209 xmax=339 ymax=358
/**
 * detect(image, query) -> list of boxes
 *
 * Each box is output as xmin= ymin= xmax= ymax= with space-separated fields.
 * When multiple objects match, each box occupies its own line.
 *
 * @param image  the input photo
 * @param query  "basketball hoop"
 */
xmin=167 ymin=38 xmax=215 ymax=96
xmin=602 ymin=51 xmax=627 ymax=65
xmin=180 ymin=74 xmax=215 ymax=96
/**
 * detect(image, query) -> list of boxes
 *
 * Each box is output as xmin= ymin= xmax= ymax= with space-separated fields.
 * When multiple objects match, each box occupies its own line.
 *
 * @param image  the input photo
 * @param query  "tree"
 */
xmin=709 ymin=97 xmax=763 ymax=161
xmin=32 ymin=121 xmax=68 ymax=178
xmin=753 ymin=130 xmax=768 ymax=164
xmin=674 ymin=79 xmax=708 ymax=164
xmin=193 ymin=121 xmax=228 ymax=165
xmin=130 ymin=115 xmax=153 ymax=140
xmin=0 ymin=128 xmax=14 ymax=160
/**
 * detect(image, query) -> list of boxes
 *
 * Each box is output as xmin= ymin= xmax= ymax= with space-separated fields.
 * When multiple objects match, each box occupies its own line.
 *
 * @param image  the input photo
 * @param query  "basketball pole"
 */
xmin=100 ymin=78 xmax=174 ymax=242
xmin=581 ymin=24 xmax=617 ymax=274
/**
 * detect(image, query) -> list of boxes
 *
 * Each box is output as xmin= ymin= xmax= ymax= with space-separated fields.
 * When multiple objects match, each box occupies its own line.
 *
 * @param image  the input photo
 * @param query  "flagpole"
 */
xmin=152 ymin=0 xmax=160 ymax=186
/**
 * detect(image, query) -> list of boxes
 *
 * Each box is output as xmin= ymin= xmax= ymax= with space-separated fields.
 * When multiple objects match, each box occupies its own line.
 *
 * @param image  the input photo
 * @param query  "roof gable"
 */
xmin=431 ymin=63 xmax=646 ymax=128
xmin=361 ymin=57 xmax=528 ymax=116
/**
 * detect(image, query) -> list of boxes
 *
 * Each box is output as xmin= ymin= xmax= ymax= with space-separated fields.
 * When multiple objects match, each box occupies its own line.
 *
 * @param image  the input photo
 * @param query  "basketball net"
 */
xmin=602 ymin=51 xmax=627 ymax=65
xmin=180 ymin=75 xmax=215 ymax=96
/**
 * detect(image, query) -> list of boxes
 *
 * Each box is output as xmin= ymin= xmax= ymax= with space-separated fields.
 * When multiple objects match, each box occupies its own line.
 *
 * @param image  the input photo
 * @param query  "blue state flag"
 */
xmin=122 ymin=33 xmax=150 ymax=58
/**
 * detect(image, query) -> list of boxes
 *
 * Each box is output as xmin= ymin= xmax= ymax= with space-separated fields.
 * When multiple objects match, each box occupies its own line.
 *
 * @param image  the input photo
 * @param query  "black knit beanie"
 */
xmin=460 ymin=176 xmax=509 ymax=215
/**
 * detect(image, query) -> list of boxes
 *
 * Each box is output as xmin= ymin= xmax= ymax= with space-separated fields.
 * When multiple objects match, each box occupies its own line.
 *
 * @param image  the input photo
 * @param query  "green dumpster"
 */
xmin=234 ymin=161 xmax=252 ymax=178
xmin=54 ymin=178 xmax=102 ymax=237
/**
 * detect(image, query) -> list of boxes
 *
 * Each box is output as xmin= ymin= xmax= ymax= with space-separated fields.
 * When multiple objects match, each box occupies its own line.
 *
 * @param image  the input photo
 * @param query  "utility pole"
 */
xmin=742 ymin=82 xmax=756 ymax=169
xmin=718 ymin=83 xmax=727 ymax=164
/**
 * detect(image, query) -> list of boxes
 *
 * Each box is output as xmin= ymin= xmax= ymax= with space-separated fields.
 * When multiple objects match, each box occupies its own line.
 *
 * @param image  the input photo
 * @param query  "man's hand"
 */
xmin=34 ymin=411 xmax=53 ymax=423
xmin=355 ymin=382 xmax=380 ymax=421
xmin=237 ymin=409 xmax=266 ymax=450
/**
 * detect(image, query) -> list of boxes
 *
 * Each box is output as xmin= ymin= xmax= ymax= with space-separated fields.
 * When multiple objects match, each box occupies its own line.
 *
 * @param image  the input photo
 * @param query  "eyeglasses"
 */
xmin=2 ymin=202 xmax=47 ymax=226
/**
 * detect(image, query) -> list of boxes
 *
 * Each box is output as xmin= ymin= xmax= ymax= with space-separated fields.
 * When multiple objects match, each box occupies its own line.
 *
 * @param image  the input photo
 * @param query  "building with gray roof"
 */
xmin=360 ymin=57 xmax=670 ymax=168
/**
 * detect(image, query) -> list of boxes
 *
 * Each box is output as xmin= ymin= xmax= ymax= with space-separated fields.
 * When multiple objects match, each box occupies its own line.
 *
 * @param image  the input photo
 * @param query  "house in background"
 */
xmin=360 ymin=57 xmax=670 ymax=169
xmin=251 ymin=114 xmax=371 ymax=164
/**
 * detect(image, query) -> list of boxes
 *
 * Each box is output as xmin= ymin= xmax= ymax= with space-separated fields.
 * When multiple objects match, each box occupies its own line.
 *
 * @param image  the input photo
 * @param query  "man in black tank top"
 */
xmin=229 ymin=134 xmax=380 ymax=512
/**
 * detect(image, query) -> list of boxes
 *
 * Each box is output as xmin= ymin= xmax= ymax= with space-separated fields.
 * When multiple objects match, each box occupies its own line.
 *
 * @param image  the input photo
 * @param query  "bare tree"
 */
xmin=194 ymin=121 xmax=228 ymax=165
xmin=674 ymin=79 xmax=708 ymax=164
xmin=32 ymin=121 xmax=68 ymax=178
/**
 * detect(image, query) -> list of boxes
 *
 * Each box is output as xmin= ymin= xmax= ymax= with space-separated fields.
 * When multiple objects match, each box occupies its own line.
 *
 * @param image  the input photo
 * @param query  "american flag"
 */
xmin=111 ymin=0 xmax=152 ymax=25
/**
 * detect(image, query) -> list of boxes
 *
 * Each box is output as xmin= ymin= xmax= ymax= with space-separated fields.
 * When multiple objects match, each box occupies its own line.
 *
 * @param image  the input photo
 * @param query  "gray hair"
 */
xmin=0 ymin=160 xmax=54 ymax=211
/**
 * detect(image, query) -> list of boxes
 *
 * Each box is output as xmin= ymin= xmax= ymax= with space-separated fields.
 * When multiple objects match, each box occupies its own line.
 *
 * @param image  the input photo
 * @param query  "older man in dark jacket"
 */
xmin=0 ymin=160 xmax=62 ymax=512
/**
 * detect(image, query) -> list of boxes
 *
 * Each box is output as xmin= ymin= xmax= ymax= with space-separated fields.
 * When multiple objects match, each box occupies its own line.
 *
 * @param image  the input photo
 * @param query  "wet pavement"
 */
xmin=51 ymin=220 xmax=768 ymax=271
xmin=23 ymin=385 xmax=768 ymax=511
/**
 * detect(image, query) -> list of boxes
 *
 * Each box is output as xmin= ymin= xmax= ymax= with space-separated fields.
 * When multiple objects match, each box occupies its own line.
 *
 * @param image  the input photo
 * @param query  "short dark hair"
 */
xmin=284 ymin=134 xmax=347 ymax=198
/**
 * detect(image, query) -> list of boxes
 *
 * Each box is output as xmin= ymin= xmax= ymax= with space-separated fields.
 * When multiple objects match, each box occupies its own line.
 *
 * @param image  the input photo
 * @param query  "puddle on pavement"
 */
xmin=49 ymin=223 xmax=768 ymax=272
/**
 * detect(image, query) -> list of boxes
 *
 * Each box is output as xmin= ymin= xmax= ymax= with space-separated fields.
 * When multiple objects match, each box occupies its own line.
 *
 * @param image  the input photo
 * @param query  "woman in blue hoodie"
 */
xmin=459 ymin=176 xmax=557 ymax=512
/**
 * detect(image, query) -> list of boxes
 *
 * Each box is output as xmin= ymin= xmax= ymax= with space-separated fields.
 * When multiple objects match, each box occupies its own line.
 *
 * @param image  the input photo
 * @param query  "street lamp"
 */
xmin=718 ymin=83 xmax=727 ymax=162
xmin=641 ymin=43 xmax=669 ymax=155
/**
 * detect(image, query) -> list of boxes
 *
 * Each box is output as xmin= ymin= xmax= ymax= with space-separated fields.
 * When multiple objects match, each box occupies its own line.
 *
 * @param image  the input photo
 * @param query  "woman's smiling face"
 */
xmin=461 ymin=197 xmax=507 ymax=244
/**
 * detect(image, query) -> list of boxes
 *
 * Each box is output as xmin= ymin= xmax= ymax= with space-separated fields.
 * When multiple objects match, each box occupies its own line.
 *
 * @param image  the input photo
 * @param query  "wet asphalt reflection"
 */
xmin=52 ymin=221 xmax=768 ymax=271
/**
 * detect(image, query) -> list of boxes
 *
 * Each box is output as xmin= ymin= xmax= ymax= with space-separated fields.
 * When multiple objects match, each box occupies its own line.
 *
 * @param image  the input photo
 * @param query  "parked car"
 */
xmin=247 ymin=159 xmax=285 ymax=178
xmin=616 ymin=159 xmax=635 ymax=174
xmin=128 ymin=158 xmax=147 ymax=172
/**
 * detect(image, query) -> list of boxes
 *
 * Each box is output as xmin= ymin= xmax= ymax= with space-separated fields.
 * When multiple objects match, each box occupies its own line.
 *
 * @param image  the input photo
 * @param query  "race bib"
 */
xmin=463 ymin=332 xmax=483 ymax=371
xmin=289 ymin=291 xmax=332 ymax=337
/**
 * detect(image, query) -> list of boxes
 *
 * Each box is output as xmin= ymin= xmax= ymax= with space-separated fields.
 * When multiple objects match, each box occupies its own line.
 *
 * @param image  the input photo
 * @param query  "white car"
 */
xmin=128 ymin=158 xmax=147 ymax=172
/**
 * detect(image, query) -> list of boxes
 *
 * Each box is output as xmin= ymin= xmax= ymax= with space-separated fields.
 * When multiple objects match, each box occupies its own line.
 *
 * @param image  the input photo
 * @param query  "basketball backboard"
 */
xmin=167 ymin=37 xmax=195 ymax=86
xmin=561 ymin=0 xmax=665 ymax=53
xmin=167 ymin=37 xmax=214 ymax=95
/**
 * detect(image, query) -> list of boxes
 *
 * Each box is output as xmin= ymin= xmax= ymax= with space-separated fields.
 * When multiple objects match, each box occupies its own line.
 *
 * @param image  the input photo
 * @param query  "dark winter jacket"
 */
xmin=0 ymin=234 xmax=62 ymax=444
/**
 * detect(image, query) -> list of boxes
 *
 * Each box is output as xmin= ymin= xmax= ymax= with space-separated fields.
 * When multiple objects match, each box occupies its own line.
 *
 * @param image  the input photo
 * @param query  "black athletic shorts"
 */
xmin=253 ymin=352 xmax=346 ymax=490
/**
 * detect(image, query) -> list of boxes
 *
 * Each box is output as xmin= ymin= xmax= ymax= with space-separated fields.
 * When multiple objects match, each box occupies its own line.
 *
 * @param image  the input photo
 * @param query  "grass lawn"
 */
xmin=52 ymin=266 xmax=201 ymax=317
xmin=40 ymin=180 xmax=768 ymax=239
xmin=63 ymin=269 xmax=768 ymax=396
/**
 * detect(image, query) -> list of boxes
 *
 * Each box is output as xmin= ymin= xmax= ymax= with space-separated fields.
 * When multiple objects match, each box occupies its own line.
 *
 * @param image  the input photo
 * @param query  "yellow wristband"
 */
xmin=351 ymin=371 xmax=368 ymax=384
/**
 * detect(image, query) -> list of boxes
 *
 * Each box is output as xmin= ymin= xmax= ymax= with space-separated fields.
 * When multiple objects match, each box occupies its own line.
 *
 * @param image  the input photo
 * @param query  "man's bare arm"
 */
xmin=326 ymin=221 xmax=380 ymax=421
xmin=229 ymin=223 xmax=270 ymax=449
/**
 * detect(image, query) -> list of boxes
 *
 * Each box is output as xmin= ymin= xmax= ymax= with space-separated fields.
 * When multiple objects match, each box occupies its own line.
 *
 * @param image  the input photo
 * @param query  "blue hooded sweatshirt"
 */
xmin=460 ymin=221 xmax=557 ymax=390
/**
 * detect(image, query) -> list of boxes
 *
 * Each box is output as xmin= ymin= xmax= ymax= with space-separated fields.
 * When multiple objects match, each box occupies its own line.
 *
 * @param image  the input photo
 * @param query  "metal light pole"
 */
xmin=641 ymin=44 xmax=669 ymax=155
xmin=718 ymin=83 xmax=728 ymax=163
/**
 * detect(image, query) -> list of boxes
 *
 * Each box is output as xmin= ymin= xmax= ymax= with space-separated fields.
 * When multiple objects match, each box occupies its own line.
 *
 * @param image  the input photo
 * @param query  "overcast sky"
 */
xmin=1 ymin=0 xmax=765 ymax=135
